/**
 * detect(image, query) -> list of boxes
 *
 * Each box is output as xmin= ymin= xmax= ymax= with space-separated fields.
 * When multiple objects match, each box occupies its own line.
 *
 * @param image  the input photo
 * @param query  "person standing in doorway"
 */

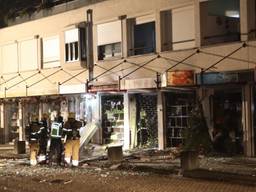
xmin=62 ymin=112 xmax=82 ymax=167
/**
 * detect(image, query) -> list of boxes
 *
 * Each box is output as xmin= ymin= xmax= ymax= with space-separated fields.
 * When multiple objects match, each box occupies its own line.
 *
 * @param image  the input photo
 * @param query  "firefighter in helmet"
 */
xmin=28 ymin=114 xmax=41 ymax=166
xmin=62 ymin=112 xmax=82 ymax=167
xmin=38 ymin=113 xmax=49 ymax=163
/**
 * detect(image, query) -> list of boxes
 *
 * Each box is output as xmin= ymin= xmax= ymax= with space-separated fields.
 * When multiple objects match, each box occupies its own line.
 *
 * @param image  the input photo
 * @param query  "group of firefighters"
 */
xmin=28 ymin=112 xmax=83 ymax=167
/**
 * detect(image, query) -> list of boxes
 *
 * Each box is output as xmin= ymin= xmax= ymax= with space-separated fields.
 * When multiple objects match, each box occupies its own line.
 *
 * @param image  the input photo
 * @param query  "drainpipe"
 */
xmin=86 ymin=9 xmax=94 ymax=82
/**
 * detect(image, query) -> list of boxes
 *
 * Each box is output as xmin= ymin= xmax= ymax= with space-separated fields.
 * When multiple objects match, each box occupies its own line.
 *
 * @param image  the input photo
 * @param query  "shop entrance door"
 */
xmin=4 ymin=103 xmax=19 ymax=144
xmin=212 ymin=89 xmax=243 ymax=155
xmin=101 ymin=95 xmax=124 ymax=145
xmin=165 ymin=91 xmax=195 ymax=147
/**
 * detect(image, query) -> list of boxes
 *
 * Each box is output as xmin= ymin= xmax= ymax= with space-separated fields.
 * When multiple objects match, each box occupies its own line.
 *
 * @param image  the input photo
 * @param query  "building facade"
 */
xmin=0 ymin=0 xmax=256 ymax=157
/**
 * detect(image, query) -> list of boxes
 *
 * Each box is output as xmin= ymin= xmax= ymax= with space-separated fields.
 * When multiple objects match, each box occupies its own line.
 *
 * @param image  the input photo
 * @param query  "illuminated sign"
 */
xmin=163 ymin=70 xmax=194 ymax=86
xmin=196 ymin=70 xmax=254 ymax=85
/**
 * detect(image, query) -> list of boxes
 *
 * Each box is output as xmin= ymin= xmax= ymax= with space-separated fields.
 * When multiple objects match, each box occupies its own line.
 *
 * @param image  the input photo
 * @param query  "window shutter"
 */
xmin=43 ymin=36 xmax=60 ymax=68
xmin=97 ymin=20 xmax=122 ymax=46
xmin=19 ymin=39 xmax=38 ymax=71
xmin=2 ymin=43 xmax=18 ymax=74
xmin=65 ymin=28 xmax=79 ymax=43
xmin=172 ymin=5 xmax=196 ymax=50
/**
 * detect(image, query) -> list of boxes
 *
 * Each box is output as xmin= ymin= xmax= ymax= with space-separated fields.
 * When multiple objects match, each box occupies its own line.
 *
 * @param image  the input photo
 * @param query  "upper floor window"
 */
xmin=64 ymin=27 xmax=86 ymax=63
xmin=0 ymin=38 xmax=38 ymax=74
xmin=200 ymin=0 xmax=240 ymax=46
xmin=43 ymin=35 xmax=60 ymax=68
xmin=97 ymin=20 xmax=122 ymax=60
xmin=127 ymin=15 xmax=156 ymax=56
xmin=161 ymin=5 xmax=196 ymax=51
xmin=0 ymin=42 xmax=18 ymax=74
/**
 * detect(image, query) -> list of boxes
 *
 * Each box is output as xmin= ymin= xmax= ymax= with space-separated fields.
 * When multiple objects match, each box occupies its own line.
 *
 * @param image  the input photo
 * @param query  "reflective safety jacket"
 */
xmin=50 ymin=121 xmax=62 ymax=138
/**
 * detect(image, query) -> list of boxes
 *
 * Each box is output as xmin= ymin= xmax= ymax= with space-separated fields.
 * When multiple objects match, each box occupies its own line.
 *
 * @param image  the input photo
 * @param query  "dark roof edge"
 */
xmin=6 ymin=0 xmax=108 ymax=27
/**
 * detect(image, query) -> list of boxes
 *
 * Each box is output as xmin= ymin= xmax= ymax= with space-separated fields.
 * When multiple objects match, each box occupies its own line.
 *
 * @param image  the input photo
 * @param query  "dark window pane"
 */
xmin=75 ymin=42 xmax=79 ymax=60
xmin=79 ymin=28 xmax=87 ymax=61
xmin=98 ymin=45 xmax=105 ymax=60
xmin=134 ymin=21 xmax=156 ymax=55
xmin=98 ymin=42 xmax=122 ymax=60
xmin=65 ymin=43 xmax=69 ymax=62
xmin=70 ymin=43 xmax=73 ymax=61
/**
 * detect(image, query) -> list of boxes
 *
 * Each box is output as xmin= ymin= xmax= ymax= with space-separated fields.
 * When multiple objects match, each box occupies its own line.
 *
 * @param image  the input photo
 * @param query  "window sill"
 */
xmin=97 ymin=56 xmax=123 ymax=63
xmin=62 ymin=60 xmax=87 ymax=70
xmin=128 ymin=52 xmax=156 ymax=59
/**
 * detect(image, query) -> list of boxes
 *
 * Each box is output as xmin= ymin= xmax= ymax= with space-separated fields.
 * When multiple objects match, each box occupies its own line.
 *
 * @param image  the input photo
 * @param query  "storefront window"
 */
xmin=200 ymin=0 xmax=240 ymax=46
xmin=212 ymin=90 xmax=243 ymax=155
xmin=166 ymin=91 xmax=195 ymax=147
xmin=101 ymin=95 xmax=124 ymax=145
xmin=135 ymin=94 xmax=158 ymax=148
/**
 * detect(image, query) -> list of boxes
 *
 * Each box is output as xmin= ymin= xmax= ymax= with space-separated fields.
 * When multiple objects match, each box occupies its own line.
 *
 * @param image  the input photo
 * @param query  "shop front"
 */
xmin=197 ymin=70 xmax=255 ymax=157
xmin=127 ymin=92 xmax=158 ymax=148
xmin=162 ymin=70 xmax=196 ymax=148
xmin=101 ymin=94 xmax=124 ymax=145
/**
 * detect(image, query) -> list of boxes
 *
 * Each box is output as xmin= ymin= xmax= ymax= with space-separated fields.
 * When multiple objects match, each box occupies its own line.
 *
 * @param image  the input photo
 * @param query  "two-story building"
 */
xmin=0 ymin=0 xmax=256 ymax=157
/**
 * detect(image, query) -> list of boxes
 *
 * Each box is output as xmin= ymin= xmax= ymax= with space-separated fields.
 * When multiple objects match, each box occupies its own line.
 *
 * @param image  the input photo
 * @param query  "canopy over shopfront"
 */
xmin=0 ymin=68 xmax=88 ymax=98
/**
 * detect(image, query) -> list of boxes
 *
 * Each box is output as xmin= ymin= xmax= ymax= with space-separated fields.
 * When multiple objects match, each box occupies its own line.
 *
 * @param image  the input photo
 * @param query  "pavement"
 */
xmin=1 ymin=144 xmax=256 ymax=187
xmin=183 ymin=156 xmax=256 ymax=186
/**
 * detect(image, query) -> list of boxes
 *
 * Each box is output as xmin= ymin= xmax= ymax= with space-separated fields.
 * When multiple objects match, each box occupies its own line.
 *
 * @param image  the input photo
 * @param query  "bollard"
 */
xmin=180 ymin=150 xmax=199 ymax=171
xmin=14 ymin=140 xmax=26 ymax=154
xmin=107 ymin=145 xmax=123 ymax=163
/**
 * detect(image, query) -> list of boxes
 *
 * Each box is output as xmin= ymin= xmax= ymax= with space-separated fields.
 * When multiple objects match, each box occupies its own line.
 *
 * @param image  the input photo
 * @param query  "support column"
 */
xmin=86 ymin=9 xmax=94 ymax=81
xmin=123 ymin=93 xmax=130 ymax=150
xmin=197 ymin=87 xmax=214 ymax=140
xmin=194 ymin=0 xmax=201 ymax=48
xmin=3 ymin=103 xmax=9 ymax=143
xmin=39 ymin=101 xmax=43 ymax=121
xmin=240 ymin=0 xmax=249 ymax=41
xmin=129 ymin=94 xmax=137 ymax=149
xmin=17 ymin=101 xmax=24 ymax=141
xmin=155 ymin=10 xmax=161 ymax=54
xmin=242 ymin=84 xmax=254 ymax=157
xmin=247 ymin=0 xmax=256 ymax=39
xmin=121 ymin=15 xmax=128 ymax=58
xmin=157 ymin=91 xmax=165 ymax=150
xmin=0 ymin=103 xmax=5 ymax=143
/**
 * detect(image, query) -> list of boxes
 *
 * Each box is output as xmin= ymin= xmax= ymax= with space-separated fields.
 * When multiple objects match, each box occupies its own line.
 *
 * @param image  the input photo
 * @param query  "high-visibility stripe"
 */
xmin=63 ymin=128 xmax=72 ymax=132
xmin=51 ymin=135 xmax=62 ymax=138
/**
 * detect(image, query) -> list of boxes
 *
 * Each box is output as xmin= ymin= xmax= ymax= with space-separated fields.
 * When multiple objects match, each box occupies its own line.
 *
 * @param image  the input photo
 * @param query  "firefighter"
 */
xmin=38 ymin=113 xmax=49 ymax=163
xmin=63 ymin=112 xmax=82 ymax=167
xmin=49 ymin=114 xmax=63 ymax=165
xmin=28 ymin=114 xmax=41 ymax=166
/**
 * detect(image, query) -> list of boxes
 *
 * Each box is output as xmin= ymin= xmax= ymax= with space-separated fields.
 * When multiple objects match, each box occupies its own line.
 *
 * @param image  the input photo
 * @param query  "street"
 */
xmin=0 ymin=163 xmax=255 ymax=192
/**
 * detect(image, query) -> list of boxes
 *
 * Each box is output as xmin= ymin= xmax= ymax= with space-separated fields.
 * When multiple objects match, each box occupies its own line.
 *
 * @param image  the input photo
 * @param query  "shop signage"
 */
xmin=122 ymin=78 xmax=157 ymax=90
xmin=196 ymin=70 xmax=254 ymax=85
xmin=162 ymin=70 xmax=195 ymax=87
xmin=89 ymin=84 xmax=119 ymax=92
xmin=59 ymin=84 xmax=86 ymax=94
